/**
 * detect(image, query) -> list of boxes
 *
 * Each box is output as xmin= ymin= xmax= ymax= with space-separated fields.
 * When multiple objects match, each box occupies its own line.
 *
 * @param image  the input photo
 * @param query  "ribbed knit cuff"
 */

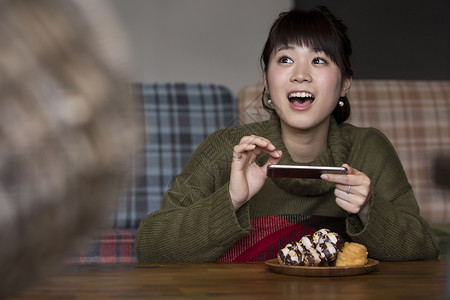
xmin=208 ymin=183 xmax=251 ymax=247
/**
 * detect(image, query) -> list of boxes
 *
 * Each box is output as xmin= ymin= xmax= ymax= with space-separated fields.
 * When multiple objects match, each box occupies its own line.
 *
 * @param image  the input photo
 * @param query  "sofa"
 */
xmin=70 ymin=79 xmax=450 ymax=263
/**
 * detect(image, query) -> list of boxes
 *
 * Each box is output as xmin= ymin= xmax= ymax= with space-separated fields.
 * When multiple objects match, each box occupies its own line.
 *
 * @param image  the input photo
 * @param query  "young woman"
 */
xmin=136 ymin=6 xmax=439 ymax=263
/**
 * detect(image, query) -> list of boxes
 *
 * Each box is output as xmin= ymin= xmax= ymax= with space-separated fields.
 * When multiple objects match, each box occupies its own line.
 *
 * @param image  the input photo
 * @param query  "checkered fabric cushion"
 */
xmin=68 ymin=229 xmax=137 ymax=264
xmin=112 ymin=83 xmax=238 ymax=229
xmin=237 ymin=80 xmax=450 ymax=223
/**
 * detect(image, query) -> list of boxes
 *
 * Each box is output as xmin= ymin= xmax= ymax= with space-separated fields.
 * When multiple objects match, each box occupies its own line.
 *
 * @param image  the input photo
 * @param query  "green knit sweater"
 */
xmin=136 ymin=115 xmax=439 ymax=262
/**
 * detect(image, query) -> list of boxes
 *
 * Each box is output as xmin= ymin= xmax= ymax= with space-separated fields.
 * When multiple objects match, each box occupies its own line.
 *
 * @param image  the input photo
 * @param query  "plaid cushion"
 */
xmin=112 ymin=83 xmax=238 ymax=229
xmin=237 ymin=80 xmax=450 ymax=223
xmin=68 ymin=229 xmax=137 ymax=264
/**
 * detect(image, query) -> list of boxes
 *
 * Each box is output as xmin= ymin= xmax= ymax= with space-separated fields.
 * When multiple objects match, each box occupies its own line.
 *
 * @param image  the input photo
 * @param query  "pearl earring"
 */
xmin=338 ymin=100 xmax=344 ymax=107
xmin=268 ymin=99 xmax=272 ymax=105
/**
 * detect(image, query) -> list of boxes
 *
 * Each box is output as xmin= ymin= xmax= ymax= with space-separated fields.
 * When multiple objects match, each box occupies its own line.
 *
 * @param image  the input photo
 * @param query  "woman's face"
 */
xmin=264 ymin=44 xmax=351 ymax=132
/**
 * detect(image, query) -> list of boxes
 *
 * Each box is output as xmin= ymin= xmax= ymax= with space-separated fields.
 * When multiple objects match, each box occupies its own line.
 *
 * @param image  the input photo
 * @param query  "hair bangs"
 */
xmin=269 ymin=10 xmax=342 ymax=68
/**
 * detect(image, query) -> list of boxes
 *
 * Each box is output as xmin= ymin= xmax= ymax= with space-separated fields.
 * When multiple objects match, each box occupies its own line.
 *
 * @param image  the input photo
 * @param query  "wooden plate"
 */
xmin=265 ymin=258 xmax=379 ymax=277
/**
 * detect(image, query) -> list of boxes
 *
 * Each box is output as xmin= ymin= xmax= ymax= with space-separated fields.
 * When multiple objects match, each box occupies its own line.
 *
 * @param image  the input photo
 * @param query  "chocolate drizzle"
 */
xmin=278 ymin=228 xmax=344 ymax=266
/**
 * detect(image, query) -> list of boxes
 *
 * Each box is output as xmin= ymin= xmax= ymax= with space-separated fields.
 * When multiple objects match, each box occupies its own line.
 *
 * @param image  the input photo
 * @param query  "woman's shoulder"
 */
xmin=340 ymin=122 xmax=396 ymax=153
xmin=340 ymin=122 xmax=390 ymax=140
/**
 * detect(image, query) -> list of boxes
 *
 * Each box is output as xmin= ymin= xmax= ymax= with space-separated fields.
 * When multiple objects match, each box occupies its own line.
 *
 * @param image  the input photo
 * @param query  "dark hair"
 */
xmin=260 ymin=6 xmax=353 ymax=124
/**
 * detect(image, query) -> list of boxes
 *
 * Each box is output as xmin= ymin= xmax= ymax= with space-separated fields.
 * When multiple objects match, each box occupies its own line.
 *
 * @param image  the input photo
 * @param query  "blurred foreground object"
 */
xmin=0 ymin=0 xmax=137 ymax=297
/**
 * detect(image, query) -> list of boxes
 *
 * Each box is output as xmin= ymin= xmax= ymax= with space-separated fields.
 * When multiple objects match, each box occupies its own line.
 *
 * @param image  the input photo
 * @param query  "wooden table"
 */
xmin=10 ymin=260 xmax=448 ymax=300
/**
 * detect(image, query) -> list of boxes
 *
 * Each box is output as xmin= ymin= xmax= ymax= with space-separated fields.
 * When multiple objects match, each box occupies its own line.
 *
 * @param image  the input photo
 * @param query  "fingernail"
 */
xmin=321 ymin=174 xmax=329 ymax=180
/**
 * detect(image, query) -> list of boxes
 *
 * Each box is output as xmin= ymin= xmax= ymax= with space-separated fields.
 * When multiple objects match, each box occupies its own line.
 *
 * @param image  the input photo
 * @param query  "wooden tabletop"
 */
xmin=11 ymin=259 xmax=448 ymax=300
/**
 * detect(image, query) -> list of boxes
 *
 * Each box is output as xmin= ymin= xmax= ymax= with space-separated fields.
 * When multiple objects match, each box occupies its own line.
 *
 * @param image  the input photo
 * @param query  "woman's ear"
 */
xmin=263 ymin=72 xmax=269 ymax=93
xmin=341 ymin=77 xmax=352 ymax=97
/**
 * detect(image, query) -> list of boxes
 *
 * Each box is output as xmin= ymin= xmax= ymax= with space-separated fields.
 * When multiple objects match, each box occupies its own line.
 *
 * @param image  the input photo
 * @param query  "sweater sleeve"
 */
xmin=135 ymin=130 xmax=252 ymax=263
xmin=345 ymin=128 xmax=439 ymax=261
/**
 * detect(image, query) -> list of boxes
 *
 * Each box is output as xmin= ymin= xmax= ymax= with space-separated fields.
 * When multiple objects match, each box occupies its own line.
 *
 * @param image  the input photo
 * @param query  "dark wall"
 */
xmin=294 ymin=0 xmax=449 ymax=80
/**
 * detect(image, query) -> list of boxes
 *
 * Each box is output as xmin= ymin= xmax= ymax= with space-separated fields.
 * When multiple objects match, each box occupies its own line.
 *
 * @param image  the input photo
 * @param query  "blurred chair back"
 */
xmin=237 ymin=82 xmax=270 ymax=124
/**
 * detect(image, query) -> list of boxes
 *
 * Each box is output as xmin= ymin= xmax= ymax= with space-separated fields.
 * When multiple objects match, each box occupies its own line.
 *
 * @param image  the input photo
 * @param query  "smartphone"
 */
xmin=267 ymin=165 xmax=347 ymax=179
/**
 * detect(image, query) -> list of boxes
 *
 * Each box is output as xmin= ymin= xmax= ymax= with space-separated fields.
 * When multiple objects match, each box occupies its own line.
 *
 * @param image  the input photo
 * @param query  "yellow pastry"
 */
xmin=335 ymin=242 xmax=368 ymax=267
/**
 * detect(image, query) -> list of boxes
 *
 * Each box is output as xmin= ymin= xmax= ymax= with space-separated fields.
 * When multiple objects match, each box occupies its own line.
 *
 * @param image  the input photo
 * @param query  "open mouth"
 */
xmin=288 ymin=92 xmax=315 ymax=107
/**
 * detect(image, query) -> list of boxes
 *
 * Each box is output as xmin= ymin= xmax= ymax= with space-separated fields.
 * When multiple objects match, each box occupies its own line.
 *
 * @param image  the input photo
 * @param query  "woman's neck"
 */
xmin=280 ymin=119 xmax=330 ymax=163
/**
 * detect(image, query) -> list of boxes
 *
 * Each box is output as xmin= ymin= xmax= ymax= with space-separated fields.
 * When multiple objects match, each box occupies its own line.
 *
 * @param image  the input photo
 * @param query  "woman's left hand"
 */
xmin=321 ymin=163 xmax=372 ymax=224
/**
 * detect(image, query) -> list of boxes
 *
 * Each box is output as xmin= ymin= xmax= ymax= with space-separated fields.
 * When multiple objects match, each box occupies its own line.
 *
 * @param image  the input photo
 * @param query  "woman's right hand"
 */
xmin=229 ymin=135 xmax=282 ymax=210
